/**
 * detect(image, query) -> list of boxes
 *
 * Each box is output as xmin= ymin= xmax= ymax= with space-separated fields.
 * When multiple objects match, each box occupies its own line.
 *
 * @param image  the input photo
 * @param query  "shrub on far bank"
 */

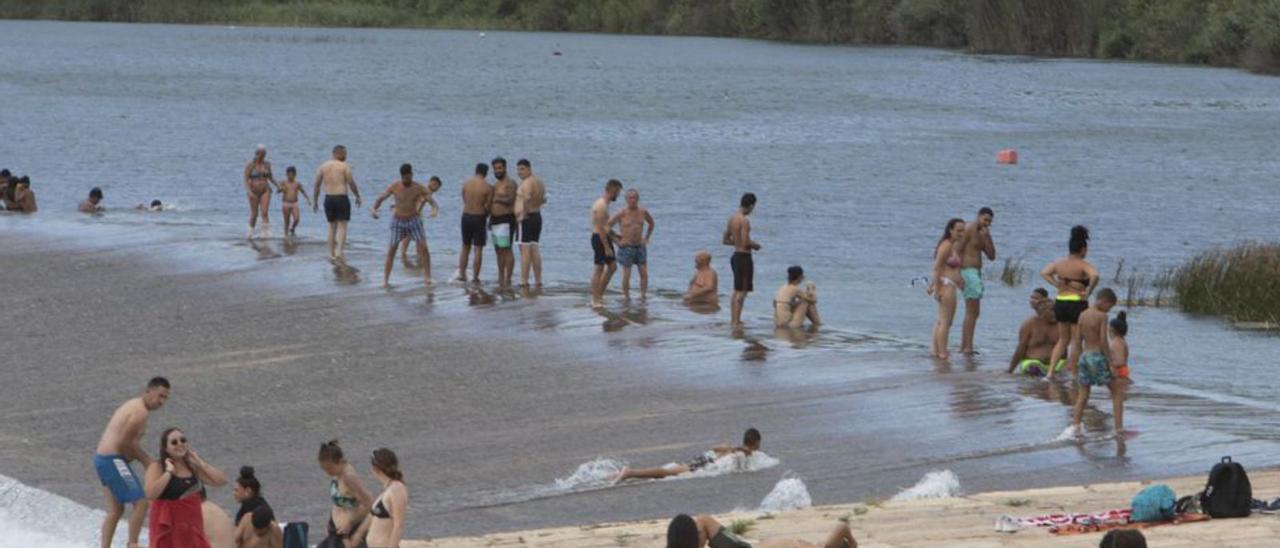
xmin=1173 ymin=243 xmax=1280 ymax=325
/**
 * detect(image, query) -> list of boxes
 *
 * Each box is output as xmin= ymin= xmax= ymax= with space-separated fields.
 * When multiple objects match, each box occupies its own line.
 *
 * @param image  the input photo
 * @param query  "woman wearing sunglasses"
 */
xmin=144 ymin=427 xmax=228 ymax=548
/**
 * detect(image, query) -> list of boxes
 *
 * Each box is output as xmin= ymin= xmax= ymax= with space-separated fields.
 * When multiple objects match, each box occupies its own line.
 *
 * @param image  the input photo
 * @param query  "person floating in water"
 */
xmin=1070 ymin=288 xmax=1121 ymax=436
xmin=723 ymin=193 xmax=760 ymax=328
xmin=135 ymin=200 xmax=165 ymax=212
xmin=774 ymin=266 xmax=821 ymax=329
xmin=612 ymin=429 xmax=761 ymax=483
xmin=666 ymin=514 xmax=857 ymax=548
xmin=607 ymin=188 xmax=656 ymax=301
xmin=684 ymin=251 xmax=719 ymax=307
xmin=80 ymin=187 xmax=105 ymax=213
xmin=1009 ymin=289 xmax=1062 ymax=376
xmin=278 ymin=166 xmax=312 ymax=237
xmin=957 ymin=207 xmax=995 ymax=355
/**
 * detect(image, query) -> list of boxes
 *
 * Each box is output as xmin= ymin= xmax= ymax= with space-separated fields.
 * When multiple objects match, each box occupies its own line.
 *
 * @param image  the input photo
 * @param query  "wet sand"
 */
xmin=419 ymin=470 xmax=1280 ymax=547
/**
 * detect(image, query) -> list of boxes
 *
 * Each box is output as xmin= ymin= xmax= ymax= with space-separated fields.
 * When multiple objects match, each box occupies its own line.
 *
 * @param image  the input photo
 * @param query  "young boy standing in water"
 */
xmin=278 ymin=166 xmax=312 ymax=237
xmin=1071 ymin=288 xmax=1122 ymax=435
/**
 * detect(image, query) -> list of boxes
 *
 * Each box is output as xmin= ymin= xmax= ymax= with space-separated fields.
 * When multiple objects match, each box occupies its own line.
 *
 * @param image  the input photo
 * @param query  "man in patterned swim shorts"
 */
xmin=373 ymin=163 xmax=433 ymax=289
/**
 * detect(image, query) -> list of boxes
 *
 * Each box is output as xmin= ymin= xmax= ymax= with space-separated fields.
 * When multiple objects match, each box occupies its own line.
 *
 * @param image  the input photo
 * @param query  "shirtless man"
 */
xmin=607 ymin=189 xmax=656 ymax=301
xmin=489 ymin=157 xmax=519 ymax=287
xmin=235 ymin=506 xmax=283 ymax=548
xmin=723 ymin=193 xmax=760 ymax=328
xmin=79 ymin=187 xmax=105 ymax=213
xmin=957 ymin=207 xmax=996 ymax=355
xmin=684 ymin=251 xmax=719 ymax=306
xmin=589 ymin=179 xmax=623 ymax=308
xmin=312 ymin=145 xmax=363 ymax=261
xmin=95 ymin=376 xmax=170 ymax=548
xmin=11 ymin=176 xmax=37 ymax=213
xmin=372 ymin=163 xmax=433 ymax=288
xmin=278 ymin=166 xmax=312 ymax=237
xmin=457 ymin=163 xmax=493 ymax=282
xmin=1009 ymin=297 xmax=1062 ymax=376
xmin=398 ymin=176 xmax=441 ymax=266
xmin=613 ymin=429 xmax=761 ymax=483
xmin=515 ymin=159 xmax=546 ymax=287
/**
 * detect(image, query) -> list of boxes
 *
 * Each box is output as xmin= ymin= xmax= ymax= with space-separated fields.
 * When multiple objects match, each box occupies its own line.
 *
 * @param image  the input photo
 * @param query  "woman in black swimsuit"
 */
xmin=144 ymin=427 xmax=229 ymax=548
xmin=353 ymin=448 xmax=408 ymax=548
xmin=232 ymin=465 xmax=270 ymax=531
xmin=1039 ymin=226 xmax=1099 ymax=382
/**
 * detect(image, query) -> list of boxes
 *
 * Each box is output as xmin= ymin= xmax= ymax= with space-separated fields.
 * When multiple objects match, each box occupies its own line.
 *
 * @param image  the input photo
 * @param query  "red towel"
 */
xmin=149 ymin=494 xmax=210 ymax=548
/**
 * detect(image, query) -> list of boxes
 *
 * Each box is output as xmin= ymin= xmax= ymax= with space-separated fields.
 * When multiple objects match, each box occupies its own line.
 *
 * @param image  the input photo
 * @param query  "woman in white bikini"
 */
xmin=928 ymin=218 xmax=966 ymax=359
xmin=243 ymin=145 xmax=278 ymax=238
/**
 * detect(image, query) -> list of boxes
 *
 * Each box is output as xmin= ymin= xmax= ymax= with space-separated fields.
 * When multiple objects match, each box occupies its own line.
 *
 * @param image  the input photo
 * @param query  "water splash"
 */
xmin=759 ymin=476 xmax=812 ymax=512
xmin=0 ymin=473 xmax=133 ymax=547
xmin=890 ymin=470 xmax=961 ymax=502
xmin=553 ymin=457 xmax=627 ymax=490
xmin=682 ymin=451 xmax=780 ymax=480
xmin=1054 ymin=425 xmax=1081 ymax=442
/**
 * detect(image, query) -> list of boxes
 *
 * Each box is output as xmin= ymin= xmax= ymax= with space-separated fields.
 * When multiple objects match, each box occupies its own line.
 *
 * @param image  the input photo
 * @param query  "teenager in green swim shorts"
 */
xmin=957 ymin=207 xmax=996 ymax=355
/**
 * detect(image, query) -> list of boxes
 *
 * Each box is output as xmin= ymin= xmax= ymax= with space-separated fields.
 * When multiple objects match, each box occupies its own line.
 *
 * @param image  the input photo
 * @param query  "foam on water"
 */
xmin=0 ymin=474 xmax=123 ymax=547
xmin=890 ymin=470 xmax=961 ymax=502
xmin=553 ymin=457 xmax=627 ymax=490
xmin=759 ymin=476 xmax=812 ymax=512
xmin=679 ymin=451 xmax=781 ymax=480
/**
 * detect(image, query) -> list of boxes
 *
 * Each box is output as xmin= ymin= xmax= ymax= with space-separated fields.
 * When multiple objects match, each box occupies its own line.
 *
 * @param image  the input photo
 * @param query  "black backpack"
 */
xmin=1199 ymin=456 xmax=1252 ymax=518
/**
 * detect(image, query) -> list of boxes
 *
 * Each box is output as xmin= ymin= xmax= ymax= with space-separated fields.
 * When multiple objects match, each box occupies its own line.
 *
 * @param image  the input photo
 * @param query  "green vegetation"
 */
xmin=1173 ymin=243 xmax=1280 ymax=325
xmin=728 ymin=518 xmax=756 ymax=535
xmin=3 ymin=0 xmax=1280 ymax=74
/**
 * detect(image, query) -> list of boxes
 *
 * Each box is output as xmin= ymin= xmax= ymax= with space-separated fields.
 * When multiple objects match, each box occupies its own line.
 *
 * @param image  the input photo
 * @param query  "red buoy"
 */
xmin=997 ymin=149 xmax=1018 ymax=165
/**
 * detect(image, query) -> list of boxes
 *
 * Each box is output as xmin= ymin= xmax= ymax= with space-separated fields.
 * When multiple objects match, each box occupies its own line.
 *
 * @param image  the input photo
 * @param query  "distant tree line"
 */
xmin=3 ymin=0 xmax=1278 ymax=73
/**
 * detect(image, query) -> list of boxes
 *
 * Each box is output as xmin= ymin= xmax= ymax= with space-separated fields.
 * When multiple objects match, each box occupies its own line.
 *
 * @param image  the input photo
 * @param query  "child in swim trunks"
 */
xmin=1070 ymin=288 xmax=1123 ymax=435
xmin=278 ymin=166 xmax=312 ymax=237
xmin=1108 ymin=310 xmax=1131 ymax=432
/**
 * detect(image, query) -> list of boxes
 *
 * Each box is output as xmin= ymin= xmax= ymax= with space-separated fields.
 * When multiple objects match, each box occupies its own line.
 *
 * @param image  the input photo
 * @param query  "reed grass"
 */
xmin=729 ymin=518 xmax=755 ymax=535
xmin=1000 ymin=255 xmax=1026 ymax=287
xmin=1173 ymin=243 xmax=1280 ymax=324
xmin=2 ymin=0 xmax=1278 ymax=75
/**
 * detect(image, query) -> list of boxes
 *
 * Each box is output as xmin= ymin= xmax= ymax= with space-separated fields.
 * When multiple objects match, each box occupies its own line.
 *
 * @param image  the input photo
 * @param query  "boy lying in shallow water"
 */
xmin=612 ymin=429 xmax=760 ymax=483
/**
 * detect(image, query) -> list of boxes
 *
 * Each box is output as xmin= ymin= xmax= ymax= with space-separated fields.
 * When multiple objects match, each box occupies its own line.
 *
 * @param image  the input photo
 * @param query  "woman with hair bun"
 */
xmin=353 ymin=448 xmax=408 ymax=548
xmin=1040 ymin=225 xmax=1099 ymax=382
xmin=233 ymin=465 xmax=270 ymax=529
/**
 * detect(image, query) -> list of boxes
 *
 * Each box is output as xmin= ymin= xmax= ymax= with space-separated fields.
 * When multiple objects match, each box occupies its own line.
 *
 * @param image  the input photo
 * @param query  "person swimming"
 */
xmin=135 ymin=200 xmax=165 ymax=212
xmin=612 ymin=429 xmax=761 ymax=483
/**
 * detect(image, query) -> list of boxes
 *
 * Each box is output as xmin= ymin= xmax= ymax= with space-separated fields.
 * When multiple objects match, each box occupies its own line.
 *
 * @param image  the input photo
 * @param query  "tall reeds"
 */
xmin=1173 ymin=243 xmax=1280 ymax=324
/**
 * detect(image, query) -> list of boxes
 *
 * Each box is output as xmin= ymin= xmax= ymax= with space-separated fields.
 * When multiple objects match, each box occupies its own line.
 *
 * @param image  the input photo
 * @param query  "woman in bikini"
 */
xmin=317 ymin=440 xmax=374 ymax=548
xmin=928 ymin=218 xmax=966 ymax=359
xmin=144 ymin=427 xmax=229 ymax=548
xmin=773 ymin=266 xmax=821 ymax=329
xmin=243 ymin=145 xmax=278 ymax=238
xmin=1040 ymin=225 xmax=1099 ymax=382
xmin=353 ymin=448 xmax=408 ymax=548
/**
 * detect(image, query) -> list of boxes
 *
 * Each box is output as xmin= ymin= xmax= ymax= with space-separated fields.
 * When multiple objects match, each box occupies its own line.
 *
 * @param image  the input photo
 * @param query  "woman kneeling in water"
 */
xmin=774 ymin=266 xmax=821 ymax=329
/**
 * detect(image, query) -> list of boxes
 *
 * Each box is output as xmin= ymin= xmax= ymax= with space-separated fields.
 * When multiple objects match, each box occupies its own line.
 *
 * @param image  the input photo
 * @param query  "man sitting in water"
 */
xmin=684 ymin=251 xmax=719 ymax=306
xmin=667 ymin=514 xmax=857 ymax=548
xmin=1009 ymin=289 xmax=1062 ymax=376
xmin=774 ymin=266 xmax=821 ymax=329
xmin=613 ymin=429 xmax=760 ymax=483
xmin=10 ymin=176 xmax=37 ymax=213
xmin=80 ymin=187 xmax=105 ymax=213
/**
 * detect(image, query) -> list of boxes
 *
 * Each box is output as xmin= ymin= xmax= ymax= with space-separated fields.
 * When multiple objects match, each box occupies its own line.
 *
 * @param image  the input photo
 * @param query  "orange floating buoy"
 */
xmin=997 ymin=149 xmax=1018 ymax=165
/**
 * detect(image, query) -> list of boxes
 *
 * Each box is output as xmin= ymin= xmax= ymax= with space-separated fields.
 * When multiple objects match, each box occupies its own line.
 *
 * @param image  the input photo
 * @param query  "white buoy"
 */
xmin=479 ymin=32 xmax=486 ymax=38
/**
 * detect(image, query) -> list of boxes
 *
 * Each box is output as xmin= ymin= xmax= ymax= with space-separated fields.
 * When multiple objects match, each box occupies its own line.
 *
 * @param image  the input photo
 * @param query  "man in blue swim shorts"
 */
xmin=95 ymin=376 xmax=170 ymax=548
xmin=958 ymin=207 xmax=996 ymax=355
xmin=608 ymin=188 xmax=656 ymax=301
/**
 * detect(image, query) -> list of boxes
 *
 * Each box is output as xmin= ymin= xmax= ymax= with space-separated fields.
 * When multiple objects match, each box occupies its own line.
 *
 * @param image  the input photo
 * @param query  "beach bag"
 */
xmin=1130 ymin=484 xmax=1176 ymax=522
xmin=1200 ymin=456 xmax=1252 ymax=518
xmin=282 ymin=521 xmax=308 ymax=548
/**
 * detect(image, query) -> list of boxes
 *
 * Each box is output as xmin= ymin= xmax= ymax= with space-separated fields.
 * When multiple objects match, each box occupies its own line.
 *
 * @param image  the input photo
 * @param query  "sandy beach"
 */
xmin=419 ymin=470 xmax=1280 ymax=547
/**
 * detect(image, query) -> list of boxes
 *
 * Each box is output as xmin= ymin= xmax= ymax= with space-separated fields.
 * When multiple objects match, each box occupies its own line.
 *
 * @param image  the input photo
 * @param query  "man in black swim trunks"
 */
xmin=612 ymin=429 xmax=761 ymax=483
xmin=312 ymin=145 xmax=363 ymax=261
xmin=515 ymin=159 xmax=546 ymax=287
xmin=589 ymin=179 xmax=623 ymax=308
xmin=723 ymin=193 xmax=760 ymax=328
xmin=457 ymin=163 xmax=494 ymax=283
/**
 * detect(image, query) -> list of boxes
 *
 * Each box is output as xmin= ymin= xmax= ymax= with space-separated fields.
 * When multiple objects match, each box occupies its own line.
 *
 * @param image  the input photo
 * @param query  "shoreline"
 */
xmin=419 ymin=469 xmax=1280 ymax=547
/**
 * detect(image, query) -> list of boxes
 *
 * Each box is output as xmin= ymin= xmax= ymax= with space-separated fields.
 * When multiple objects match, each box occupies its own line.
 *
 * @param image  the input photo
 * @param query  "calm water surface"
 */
xmin=2 ymin=20 xmax=1279 ymax=541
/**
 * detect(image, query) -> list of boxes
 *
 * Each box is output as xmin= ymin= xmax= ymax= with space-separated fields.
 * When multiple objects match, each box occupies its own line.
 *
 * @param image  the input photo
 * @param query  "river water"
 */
xmin=2 ymin=20 xmax=1279 ymax=543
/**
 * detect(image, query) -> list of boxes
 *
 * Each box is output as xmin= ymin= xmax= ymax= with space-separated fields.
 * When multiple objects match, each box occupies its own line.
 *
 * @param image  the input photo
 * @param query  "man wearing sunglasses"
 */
xmin=94 ymin=376 xmax=170 ymax=548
